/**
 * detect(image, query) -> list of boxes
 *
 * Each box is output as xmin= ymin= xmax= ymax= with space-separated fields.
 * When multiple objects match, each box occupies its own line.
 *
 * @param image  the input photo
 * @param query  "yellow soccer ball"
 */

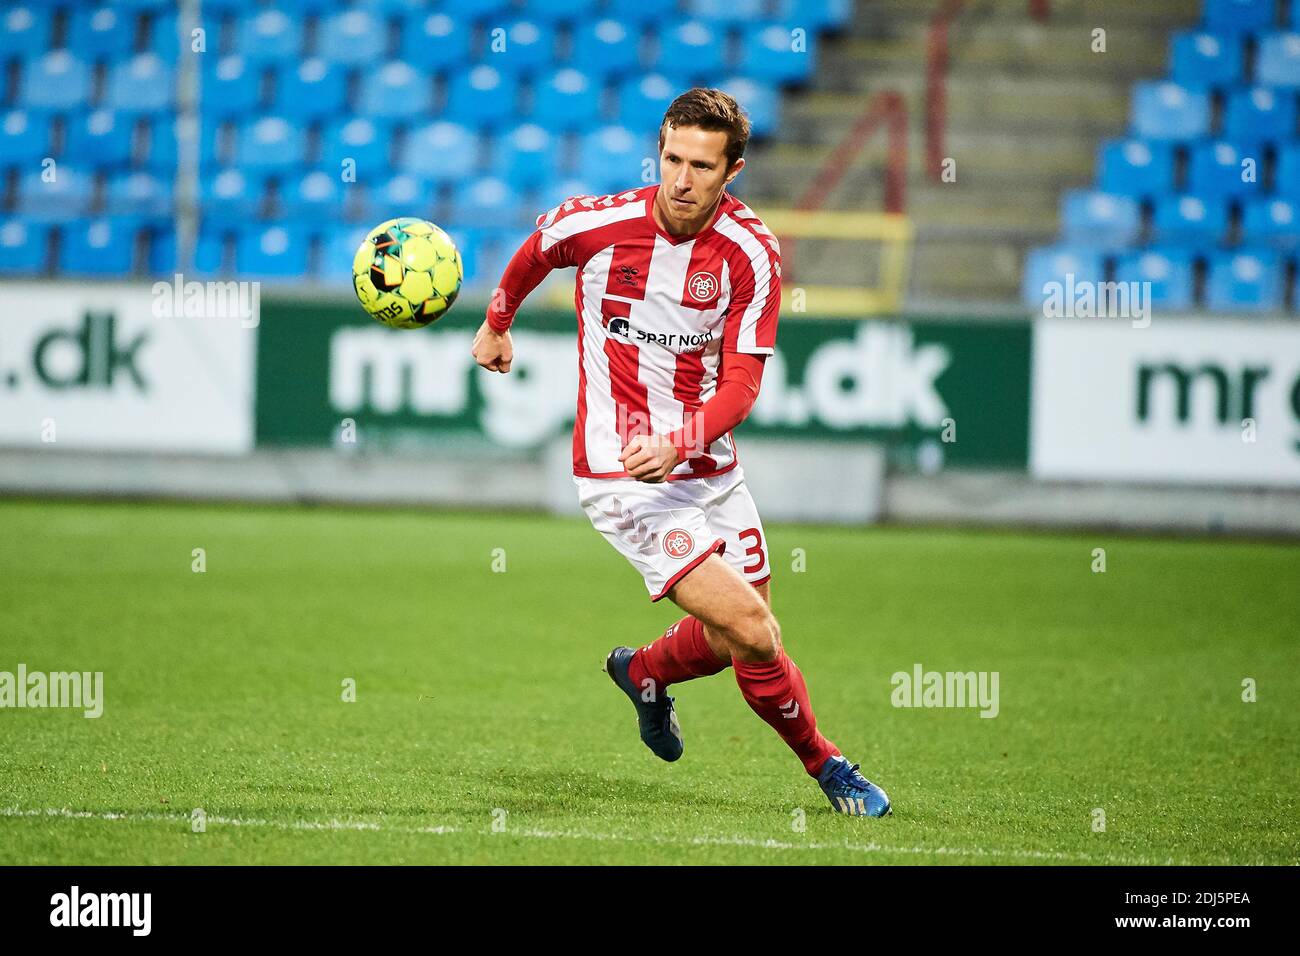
xmin=352 ymin=217 xmax=463 ymax=329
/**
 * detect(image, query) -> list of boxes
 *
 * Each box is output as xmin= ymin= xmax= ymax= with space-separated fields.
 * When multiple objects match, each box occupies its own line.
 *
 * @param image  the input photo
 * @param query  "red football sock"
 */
xmin=628 ymin=616 xmax=730 ymax=696
xmin=733 ymin=652 xmax=840 ymax=776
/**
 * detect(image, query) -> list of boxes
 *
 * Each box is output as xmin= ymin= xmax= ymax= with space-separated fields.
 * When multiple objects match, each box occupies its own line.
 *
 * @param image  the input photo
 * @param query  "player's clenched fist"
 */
xmin=471 ymin=320 xmax=513 ymax=373
xmin=619 ymin=434 xmax=680 ymax=483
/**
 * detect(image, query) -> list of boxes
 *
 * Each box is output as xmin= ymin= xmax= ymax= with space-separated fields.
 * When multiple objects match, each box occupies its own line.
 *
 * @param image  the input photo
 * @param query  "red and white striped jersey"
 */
xmin=532 ymin=184 xmax=781 ymax=480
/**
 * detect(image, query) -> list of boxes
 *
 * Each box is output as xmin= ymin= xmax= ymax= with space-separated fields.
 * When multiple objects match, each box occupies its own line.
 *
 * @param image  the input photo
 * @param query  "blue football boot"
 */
xmin=605 ymin=646 xmax=683 ymax=762
xmin=817 ymin=755 xmax=891 ymax=817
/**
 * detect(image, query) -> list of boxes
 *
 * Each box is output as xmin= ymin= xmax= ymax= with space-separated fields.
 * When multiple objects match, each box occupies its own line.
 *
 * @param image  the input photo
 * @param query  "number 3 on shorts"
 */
xmin=739 ymin=527 xmax=766 ymax=575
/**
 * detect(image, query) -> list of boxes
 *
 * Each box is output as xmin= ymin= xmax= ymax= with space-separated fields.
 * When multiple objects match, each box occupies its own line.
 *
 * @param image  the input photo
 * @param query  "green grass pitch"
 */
xmin=1 ymin=498 xmax=1296 ymax=865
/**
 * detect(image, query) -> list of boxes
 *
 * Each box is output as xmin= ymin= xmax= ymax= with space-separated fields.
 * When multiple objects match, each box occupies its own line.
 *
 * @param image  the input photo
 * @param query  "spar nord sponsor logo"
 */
xmin=7 ymin=311 xmax=148 ymax=392
xmin=50 ymin=886 xmax=151 ymax=936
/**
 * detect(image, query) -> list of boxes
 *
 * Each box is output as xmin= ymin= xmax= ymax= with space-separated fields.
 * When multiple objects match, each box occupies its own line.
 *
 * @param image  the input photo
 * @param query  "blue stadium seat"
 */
xmin=0 ymin=220 xmax=49 ymax=274
xmin=617 ymin=74 xmax=677 ymax=129
xmin=106 ymin=54 xmax=175 ymax=114
xmin=145 ymin=117 xmax=178 ymax=173
xmin=115 ymin=0 xmax=181 ymax=9
xmin=236 ymin=10 xmax=303 ymax=63
xmin=65 ymin=110 xmax=135 ymax=170
xmin=490 ymin=20 xmax=556 ymax=75
xmin=1242 ymin=197 xmax=1300 ymax=249
xmin=318 ymin=10 xmax=388 ymax=66
xmin=148 ymin=14 xmax=178 ymax=61
xmin=578 ymin=125 xmax=652 ymax=194
xmin=1115 ymin=249 xmax=1195 ymax=310
xmin=1020 ymin=246 xmax=1106 ymax=308
xmin=0 ymin=7 xmax=53 ymax=60
xmin=275 ymin=0 xmax=331 ymax=13
xmin=491 ymin=123 xmax=558 ymax=190
xmin=320 ymin=223 xmax=372 ymax=285
xmin=523 ymin=0 xmax=599 ymax=24
xmin=1256 ymin=32 xmax=1300 ymax=88
xmin=1187 ymin=140 xmax=1263 ymax=199
xmin=321 ymin=117 xmax=393 ymax=178
xmin=199 ymin=119 xmax=232 ymax=171
xmin=531 ymin=68 xmax=602 ymax=131
xmin=739 ymin=24 xmax=818 ymax=84
xmin=1130 ymin=81 xmax=1210 ymax=140
xmin=684 ymin=0 xmax=768 ymax=24
xmin=68 ymin=6 xmax=138 ymax=61
xmin=604 ymin=0 xmax=670 ymax=26
xmin=1152 ymin=194 xmax=1229 ymax=247
xmin=441 ymin=225 xmax=483 ymax=288
xmin=1205 ymin=249 xmax=1284 ymax=311
xmin=1203 ymin=0 xmax=1277 ymax=34
xmin=236 ymin=116 xmax=307 ymax=175
xmin=450 ymin=176 xmax=523 ymax=227
xmin=450 ymin=0 xmax=513 ymax=21
xmin=773 ymin=0 xmax=852 ymax=29
xmin=359 ymin=61 xmax=433 ymax=120
xmin=204 ymin=56 xmax=262 ymax=120
xmin=361 ymin=174 xmax=437 ymax=225
xmin=281 ymin=170 xmax=346 ymax=219
xmin=1097 ymin=138 xmax=1175 ymax=198
xmin=1223 ymin=86 xmax=1298 ymax=144
xmin=569 ymin=19 xmax=641 ymax=78
xmin=275 ymin=59 xmax=347 ymax=121
xmin=202 ymin=168 xmax=266 ymax=224
xmin=235 ymin=223 xmax=311 ymax=279
xmin=444 ymin=65 xmax=517 ymax=129
xmin=151 ymin=228 xmax=229 ymax=277
xmin=655 ymin=21 xmax=727 ymax=79
xmin=1276 ymin=141 xmax=1300 ymax=198
xmin=0 ymin=111 xmax=53 ymax=169
xmin=105 ymin=171 xmax=173 ymax=216
xmin=399 ymin=13 xmax=473 ymax=73
xmin=17 ymin=166 xmax=94 ymax=221
xmin=21 ymin=52 xmax=92 ymax=111
xmin=59 ymin=218 xmax=139 ymax=276
xmin=1060 ymin=190 xmax=1142 ymax=250
xmin=719 ymin=76 xmax=780 ymax=138
xmin=400 ymin=121 xmax=480 ymax=182
xmin=1170 ymin=32 xmax=1244 ymax=89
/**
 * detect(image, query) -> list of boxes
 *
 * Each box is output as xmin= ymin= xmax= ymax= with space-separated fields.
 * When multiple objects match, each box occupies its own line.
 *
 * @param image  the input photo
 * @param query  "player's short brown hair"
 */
xmin=659 ymin=88 xmax=751 ymax=169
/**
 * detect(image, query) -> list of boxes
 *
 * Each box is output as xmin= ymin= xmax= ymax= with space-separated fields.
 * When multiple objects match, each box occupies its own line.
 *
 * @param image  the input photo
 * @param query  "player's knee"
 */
xmin=726 ymin=605 xmax=780 ymax=662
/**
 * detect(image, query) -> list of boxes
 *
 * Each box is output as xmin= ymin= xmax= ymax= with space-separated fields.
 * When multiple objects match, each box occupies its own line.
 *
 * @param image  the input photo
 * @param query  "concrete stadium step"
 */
xmin=854 ymin=0 xmax=1199 ymax=31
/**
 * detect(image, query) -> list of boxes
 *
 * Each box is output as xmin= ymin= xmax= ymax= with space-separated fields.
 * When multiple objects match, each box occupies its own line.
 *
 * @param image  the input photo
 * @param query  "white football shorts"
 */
xmin=574 ymin=465 xmax=772 ymax=602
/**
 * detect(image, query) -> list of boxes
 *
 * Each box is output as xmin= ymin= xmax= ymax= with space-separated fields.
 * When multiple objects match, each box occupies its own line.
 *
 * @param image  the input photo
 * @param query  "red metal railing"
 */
xmin=926 ymin=0 xmax=1050 ymax=181
xmin=798 ymin=90 xmax=909 ymax=215
xmin=781 ymin=90 xmax=908 ymax=284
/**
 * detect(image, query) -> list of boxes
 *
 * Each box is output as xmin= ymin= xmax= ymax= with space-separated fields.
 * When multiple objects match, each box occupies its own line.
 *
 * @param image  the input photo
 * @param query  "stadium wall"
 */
xmin=1 ymin=284 xmax=1297 ymax=535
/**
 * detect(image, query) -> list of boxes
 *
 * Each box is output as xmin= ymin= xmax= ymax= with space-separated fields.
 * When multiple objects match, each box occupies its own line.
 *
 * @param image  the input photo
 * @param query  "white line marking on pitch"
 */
xmin=0 ymin=806 xmax=1233 ymax=865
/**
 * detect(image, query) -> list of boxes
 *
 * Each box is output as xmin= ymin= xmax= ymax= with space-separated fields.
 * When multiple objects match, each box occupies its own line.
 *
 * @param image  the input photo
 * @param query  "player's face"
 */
xmin=656 ymin=124 xmax=745 ymax=231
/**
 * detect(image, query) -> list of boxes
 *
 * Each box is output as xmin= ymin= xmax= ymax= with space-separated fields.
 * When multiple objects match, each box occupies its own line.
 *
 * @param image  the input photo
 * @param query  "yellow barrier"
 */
xmin=760 ymin=209 xmax=915 ymax=317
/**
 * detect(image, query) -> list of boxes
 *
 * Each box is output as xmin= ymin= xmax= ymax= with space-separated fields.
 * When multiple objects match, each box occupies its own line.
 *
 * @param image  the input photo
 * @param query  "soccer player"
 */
xmin=472 ymin=88 xmax=890 ymax=817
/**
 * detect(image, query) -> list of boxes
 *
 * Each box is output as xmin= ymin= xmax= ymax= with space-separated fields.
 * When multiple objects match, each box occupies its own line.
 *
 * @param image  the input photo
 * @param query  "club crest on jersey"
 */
xmin=687 ymin=272 xmax=719 ymax=302
xmin=663 ymin=529 xmax=694 ymax=559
